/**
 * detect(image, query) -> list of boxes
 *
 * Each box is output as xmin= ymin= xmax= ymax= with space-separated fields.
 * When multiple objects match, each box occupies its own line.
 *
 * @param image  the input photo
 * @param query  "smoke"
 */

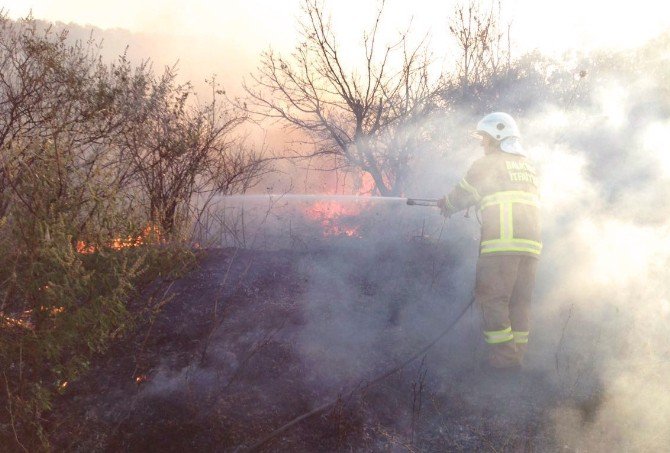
xmin=35 ymin=13 xmax=669 ymax=449
xmin=179 ymin=31 xmax=670 ymax=449
xmin=517 ymin=44 xmax=670 ymax=450
xmin=128 ymin=31 xmax=670 ymax=449
xmin=268 ymin=32 xmax=670 ymax=450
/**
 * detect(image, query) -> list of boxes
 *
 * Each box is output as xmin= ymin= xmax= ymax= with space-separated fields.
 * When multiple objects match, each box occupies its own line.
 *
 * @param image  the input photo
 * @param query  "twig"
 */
xmin=555 ymin=303 xmax=574 ymax=378
xmin=3 ymin=370 xmax=29 ymax=453
xmin=410 ymin=355 xmax=428 ymax=445
xmin=374 ymin=425 xmax=420 ymax=452
xmin=130 ymin=281 xmax=176 ymax=378
xmin=222 ymin=318 xmax=287 ymax=390
xmin=199 ymin=191 xmax=287 ymax=364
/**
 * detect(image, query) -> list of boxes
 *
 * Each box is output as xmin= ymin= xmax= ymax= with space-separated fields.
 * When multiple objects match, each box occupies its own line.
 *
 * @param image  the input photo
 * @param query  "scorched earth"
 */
xmin=48 ymin=241 xmax=593 ymax=452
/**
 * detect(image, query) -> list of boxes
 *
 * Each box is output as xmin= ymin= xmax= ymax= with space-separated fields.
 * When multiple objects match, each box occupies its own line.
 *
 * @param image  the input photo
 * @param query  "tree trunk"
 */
xmin=366 ymin=167 xmax=390 ymax=196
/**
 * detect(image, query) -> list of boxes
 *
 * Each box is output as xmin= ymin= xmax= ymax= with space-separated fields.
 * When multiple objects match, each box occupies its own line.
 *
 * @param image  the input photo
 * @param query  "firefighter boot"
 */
xmin=484 ymin=327 xmax=520 ymax=369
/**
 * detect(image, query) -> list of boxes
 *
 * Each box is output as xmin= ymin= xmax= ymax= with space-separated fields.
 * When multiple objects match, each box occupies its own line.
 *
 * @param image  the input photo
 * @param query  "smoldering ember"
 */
xmin=2 ymin=1 xmax=670 ymax=451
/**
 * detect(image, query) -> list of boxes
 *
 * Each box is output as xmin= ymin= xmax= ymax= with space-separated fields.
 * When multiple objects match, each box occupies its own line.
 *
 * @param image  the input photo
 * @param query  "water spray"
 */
xmin=220 ymin=193 xmax=440 ymax=208
xmin=219 ymin=194 xmax=408 ymax=203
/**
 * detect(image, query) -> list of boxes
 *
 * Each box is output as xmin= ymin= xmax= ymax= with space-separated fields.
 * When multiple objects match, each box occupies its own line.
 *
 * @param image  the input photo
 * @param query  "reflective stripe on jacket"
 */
xmin=443 ymin=151 xmax=542 ymax=258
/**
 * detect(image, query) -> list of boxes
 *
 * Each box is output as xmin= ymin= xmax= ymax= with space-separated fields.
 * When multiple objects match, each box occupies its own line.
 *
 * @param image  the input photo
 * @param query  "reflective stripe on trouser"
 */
xmin=484 ymin=327 xmax=514 ymax=344
xmin=513 ymin=332 xmax=530 ymax=364
xmin=475 ymin=254 xmax=538 ymax=368
xmin=513 ymin=331 xmax=529 ymax=344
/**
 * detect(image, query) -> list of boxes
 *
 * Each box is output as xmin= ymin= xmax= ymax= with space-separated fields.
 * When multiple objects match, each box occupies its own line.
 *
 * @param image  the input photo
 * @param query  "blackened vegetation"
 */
xmin=48 ymin=243 xmax=568 ymax=452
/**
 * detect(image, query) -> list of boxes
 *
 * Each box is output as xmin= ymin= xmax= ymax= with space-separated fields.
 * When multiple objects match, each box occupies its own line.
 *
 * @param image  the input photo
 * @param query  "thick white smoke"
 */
xmin=522 ymin=68 xmax=670 ymax=450
xmin=288 ymin=36 xmax=670 ymax=449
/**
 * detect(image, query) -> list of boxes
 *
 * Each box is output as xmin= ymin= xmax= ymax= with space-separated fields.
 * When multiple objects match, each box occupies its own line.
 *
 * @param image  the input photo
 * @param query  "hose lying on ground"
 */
xmin=238 ymin=295 xmax=477 ymax=452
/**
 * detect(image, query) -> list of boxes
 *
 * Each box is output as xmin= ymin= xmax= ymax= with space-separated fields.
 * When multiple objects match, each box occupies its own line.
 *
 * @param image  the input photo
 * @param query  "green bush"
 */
xmin=0 ymin=12 xmax=258 ymax=451
xmin=0 ymin=140 xmax=186 ymax=451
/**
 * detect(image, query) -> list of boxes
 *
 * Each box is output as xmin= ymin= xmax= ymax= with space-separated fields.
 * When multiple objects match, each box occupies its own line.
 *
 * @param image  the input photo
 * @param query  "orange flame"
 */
xmin=135 ymin=374 xmax=149 ymax=384
xmin=304 ymin=201 xmax=361 ymax=237
xmin=1 ymin=314 xmax=34 ymax=330
xmin=303 ymin=171 xmax=377 ymax=237
xmin=76 ymin=224 xmax=161 ymax=254
xmin=1 ymin=304 xmax=69 ymax=331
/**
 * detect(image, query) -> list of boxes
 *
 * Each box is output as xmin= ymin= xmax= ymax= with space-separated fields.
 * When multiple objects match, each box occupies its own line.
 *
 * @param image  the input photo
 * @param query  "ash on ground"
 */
xmin=49 ymin=242 xmax=596 ymax=452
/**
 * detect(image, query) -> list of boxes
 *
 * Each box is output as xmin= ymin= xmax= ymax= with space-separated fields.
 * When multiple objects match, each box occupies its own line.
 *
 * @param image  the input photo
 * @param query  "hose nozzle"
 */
xmin=405 ymin=198 xmax=439 ymax=207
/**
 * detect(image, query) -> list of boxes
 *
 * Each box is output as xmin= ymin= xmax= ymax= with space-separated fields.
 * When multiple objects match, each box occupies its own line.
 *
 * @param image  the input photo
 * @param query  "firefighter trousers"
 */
xmin=475 ymin=254 xmax=538 ymax=368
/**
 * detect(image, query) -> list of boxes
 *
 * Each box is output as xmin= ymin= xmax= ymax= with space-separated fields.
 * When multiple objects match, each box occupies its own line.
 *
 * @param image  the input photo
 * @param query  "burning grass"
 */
xmin=0 ymin=235 xmax=196 ymax=451
xmin=76 ymin=224 xmax=163 ymax=254
xmin=304 ymin=200 xmax=363 ymax=237
xmin=44 ymin=244 xmax=569 ymax=452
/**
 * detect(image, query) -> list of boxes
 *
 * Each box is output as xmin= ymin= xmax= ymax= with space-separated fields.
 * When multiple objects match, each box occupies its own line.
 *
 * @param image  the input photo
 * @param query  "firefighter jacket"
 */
xmin=442 ymin=151 xmax=542 ymax=258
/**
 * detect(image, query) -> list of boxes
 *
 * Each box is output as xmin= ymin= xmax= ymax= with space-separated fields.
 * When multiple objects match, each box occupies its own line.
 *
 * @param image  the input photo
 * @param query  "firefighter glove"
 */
xmin=437 ymin=196 xmax=451 ymax=218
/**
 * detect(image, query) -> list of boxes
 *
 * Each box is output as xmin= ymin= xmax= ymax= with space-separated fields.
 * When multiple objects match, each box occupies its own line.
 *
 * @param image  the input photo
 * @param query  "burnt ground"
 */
xmin=47 ymin=241 xmax=578 ymax=452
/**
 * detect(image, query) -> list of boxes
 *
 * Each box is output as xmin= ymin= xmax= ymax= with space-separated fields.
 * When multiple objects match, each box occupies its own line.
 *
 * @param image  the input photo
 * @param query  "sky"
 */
xmin=5 ymin=0 xmax=670 ymax=60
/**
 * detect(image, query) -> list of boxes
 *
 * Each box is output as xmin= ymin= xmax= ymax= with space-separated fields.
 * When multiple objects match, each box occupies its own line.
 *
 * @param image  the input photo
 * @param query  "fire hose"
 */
xmin=237 ymin=294 xmax=476 ymax=452
xmin=405 ymin=197 xmax=439 ymax=207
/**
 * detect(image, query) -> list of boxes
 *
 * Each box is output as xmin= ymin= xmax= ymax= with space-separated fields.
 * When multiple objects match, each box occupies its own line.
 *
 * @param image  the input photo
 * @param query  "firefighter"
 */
xmin=437 ymin=112 xmax=541 ymax=371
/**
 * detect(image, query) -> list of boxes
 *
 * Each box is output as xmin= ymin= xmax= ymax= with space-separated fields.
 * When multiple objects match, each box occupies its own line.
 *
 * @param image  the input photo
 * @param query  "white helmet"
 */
xmin=475 ymin=112 xmax=523 ymax=154
xmin=475 ymin=112 xmax=520 ymax=140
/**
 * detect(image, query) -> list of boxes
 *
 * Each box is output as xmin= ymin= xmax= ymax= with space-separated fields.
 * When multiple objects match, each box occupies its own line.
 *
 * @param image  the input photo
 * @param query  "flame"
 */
xmin=76 ymin=224 xmax=162 ymax=254
xmin=1 ymin=314 xmax=34 ymax=330
xmin=135 ymin=374 xmax=149 ymax=384
xmin=303 ymin=171 xmax=377 ymax=238
xmin=304 ymin=201 xmax=362 ymax=237
xmin=48 ymin=306 xmax=65 ymax=315
xmin=76 ymin=241 xmax=97 ymax=254
xmin=1 ymin=305 xmax=68 ymax=331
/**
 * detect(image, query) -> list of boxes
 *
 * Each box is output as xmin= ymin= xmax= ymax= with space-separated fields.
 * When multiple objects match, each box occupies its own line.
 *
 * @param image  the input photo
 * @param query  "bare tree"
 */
xmin=244 ymin=0 xmax=437 ymax=196
xmin=445 ymin=0 xmax=512 ymax=103
xmin=0 ymin=13 xmax=150 ymax=226
xmin=124 ymin=71 xmax=269 ymax=235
